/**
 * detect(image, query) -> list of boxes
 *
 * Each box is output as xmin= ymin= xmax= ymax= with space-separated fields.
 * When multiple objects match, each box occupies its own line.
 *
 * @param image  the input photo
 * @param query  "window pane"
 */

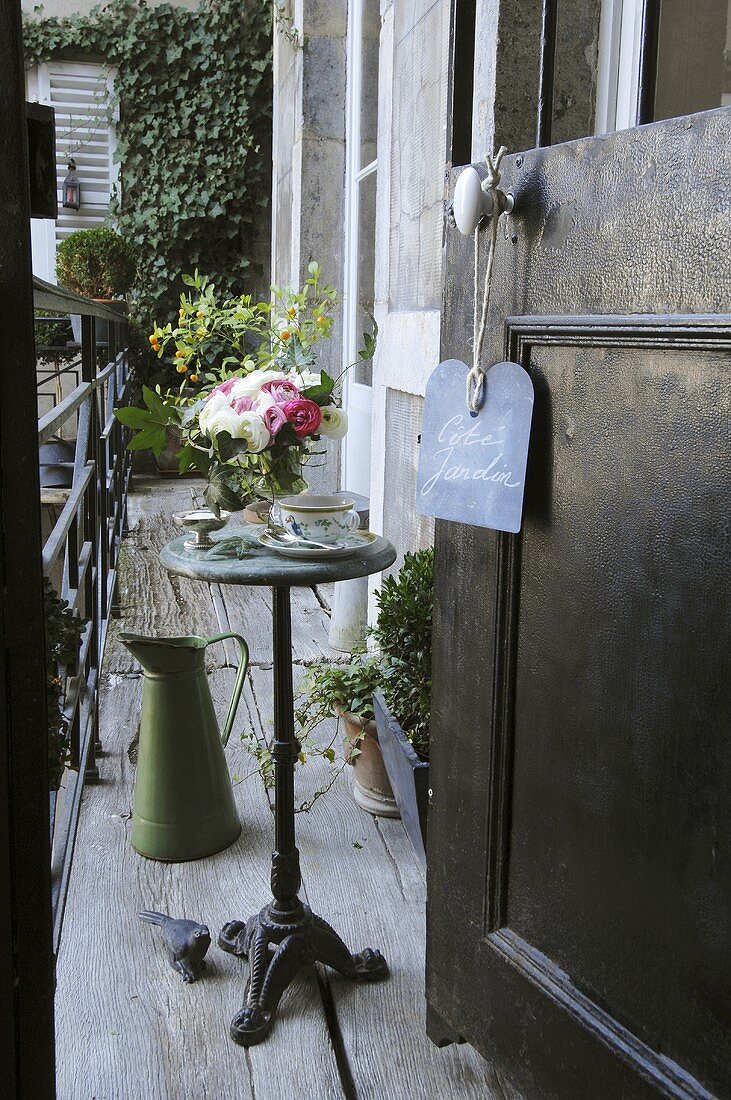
xmin=355 ymin=170 xmax=376 ymax=386
xmin=360 ymin=0 xmax=380 ymax=169
xmin=653 ymin=0 xmax=731 ymax=121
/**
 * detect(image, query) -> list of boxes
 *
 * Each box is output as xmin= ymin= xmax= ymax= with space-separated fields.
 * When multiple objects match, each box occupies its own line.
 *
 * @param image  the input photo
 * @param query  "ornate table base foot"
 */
xmin=219 ymin=902 xmax=389 ymax=1046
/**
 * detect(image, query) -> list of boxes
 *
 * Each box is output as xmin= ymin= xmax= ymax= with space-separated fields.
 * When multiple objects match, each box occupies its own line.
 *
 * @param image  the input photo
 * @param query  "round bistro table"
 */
xmin=160 ymin=524 xmax=397 ymax=1046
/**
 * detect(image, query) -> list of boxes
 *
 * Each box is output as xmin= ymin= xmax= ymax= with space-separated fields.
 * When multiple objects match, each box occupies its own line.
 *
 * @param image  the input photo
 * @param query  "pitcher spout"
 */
xmin=119 ymin=633 xmax=207 ymax=675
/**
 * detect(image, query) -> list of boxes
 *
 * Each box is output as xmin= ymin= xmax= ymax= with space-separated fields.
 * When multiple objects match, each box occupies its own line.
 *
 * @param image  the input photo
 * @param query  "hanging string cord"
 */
xmin=467 ymin=145 xmax=508 ymax=413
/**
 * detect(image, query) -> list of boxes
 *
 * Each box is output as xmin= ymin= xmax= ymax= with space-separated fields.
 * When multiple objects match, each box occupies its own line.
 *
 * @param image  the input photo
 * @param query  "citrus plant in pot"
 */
xmin=371 ymin=547 xmax=433 ymax=867
xmin=294 ymin=654 xmax=399 ymax=817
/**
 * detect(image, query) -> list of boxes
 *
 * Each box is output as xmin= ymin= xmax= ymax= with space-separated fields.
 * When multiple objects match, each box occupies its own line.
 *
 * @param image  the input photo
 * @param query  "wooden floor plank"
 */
xmin=56 ymin=480 xmax=504 ymax=1099
xmin=107 ymin=488 xmax=223 ymax=675
xmin=55 ymin=667 xmax=343 ymax=1100
xmin=248 ymin=668 xmax=505 ymax=1100
xmin=222 ymin=583 xmax=343 ymax=667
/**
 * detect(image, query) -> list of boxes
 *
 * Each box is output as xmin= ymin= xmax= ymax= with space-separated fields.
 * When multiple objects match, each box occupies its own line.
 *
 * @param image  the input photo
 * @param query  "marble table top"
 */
xmin=159 ymin=524 xmax=397 ymax=588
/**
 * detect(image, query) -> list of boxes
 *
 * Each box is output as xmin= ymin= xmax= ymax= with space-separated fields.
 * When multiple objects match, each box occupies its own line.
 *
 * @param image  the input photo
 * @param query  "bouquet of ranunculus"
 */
xmin=116 ymin=264 xmax=352 ymax=512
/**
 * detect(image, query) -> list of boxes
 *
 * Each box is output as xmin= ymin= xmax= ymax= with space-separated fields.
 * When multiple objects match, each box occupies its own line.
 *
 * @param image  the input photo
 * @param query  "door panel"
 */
xmin=427 ymin=109 xmax=730 ymax=1099
xmin=509 ymin=332 xmax=729 ymax=1086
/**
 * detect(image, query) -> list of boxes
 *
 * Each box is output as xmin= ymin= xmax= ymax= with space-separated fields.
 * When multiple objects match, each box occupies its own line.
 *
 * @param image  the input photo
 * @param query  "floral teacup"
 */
xmin=270 ymin=495 xmax=359 ymax=545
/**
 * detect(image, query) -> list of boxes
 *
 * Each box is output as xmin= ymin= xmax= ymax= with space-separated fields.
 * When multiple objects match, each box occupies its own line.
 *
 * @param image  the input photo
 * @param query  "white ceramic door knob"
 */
xmin=452 ymin=165 xmax=495 ymax=236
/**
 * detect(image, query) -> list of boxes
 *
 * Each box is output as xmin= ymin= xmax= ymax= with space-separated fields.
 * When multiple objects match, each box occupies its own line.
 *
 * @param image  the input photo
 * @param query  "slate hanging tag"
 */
xmin=416 ymin=359 xmax=534 ymax=533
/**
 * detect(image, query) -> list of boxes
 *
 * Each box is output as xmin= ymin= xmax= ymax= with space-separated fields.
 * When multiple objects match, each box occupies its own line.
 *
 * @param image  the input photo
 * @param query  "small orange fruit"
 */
xmin=316 ymin=315 xmax=327 ymax=325
xmin=280 ymin=329 xmax=291 ymax=341
xmin=175 ymin=349 xmax=185 ymax=358
xmin=176 ymin=364 xmax=187 ymax=374
xmin=189 ymin=374 xmax=199 ymax=383
xmin=148 ymin=334 xmax=157 ymax=345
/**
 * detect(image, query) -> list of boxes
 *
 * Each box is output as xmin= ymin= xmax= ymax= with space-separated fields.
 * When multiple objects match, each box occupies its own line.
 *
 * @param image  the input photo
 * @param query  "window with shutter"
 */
xmin=27 ymin=61 xmax=118 ymax=283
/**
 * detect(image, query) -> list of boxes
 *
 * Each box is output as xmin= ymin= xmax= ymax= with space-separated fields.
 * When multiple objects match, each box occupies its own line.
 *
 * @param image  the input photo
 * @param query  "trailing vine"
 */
xmin=273 ymin=3 xmax=307 ymax=51
xmin=44 ymin=579 xmax=85 ymax=790
xmin=24 ymin=1 xmax=273 ymax=382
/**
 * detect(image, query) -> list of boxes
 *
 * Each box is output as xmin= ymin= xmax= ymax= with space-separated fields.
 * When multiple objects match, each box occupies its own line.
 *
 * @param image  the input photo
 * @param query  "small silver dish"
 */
xmin=173 ymin=508 xmax=231 ymax=550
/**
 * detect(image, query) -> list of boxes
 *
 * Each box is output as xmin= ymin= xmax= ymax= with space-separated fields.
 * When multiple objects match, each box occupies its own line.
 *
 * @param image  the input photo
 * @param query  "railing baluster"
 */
xmin=38 ymin=289 xmax=131 ymax=948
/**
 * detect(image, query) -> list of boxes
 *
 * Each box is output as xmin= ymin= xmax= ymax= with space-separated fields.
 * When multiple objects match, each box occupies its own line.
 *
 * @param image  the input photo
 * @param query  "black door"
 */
xmin=426 ymin=10 xmax=731 ymax=1099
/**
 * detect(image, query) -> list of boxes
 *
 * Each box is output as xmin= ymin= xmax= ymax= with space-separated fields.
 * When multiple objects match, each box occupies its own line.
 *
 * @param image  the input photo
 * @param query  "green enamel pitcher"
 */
xmin=121 ymin=631 xmax=249 ymax=862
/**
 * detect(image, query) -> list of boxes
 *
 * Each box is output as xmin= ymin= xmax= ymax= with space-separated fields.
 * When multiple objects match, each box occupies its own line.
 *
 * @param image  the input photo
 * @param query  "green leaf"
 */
xmin=114 ymin=405 xmax=156 ymax=429
xmin=302 ymin=373 xmax=335 ymax=403
xmin=126 ymin=425 xmax=168 ymax=456
xmin=141 ymin=385 xmax=169 ymax=422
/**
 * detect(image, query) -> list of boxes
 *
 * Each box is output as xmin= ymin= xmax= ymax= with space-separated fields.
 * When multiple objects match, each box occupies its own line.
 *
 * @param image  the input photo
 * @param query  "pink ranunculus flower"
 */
xmin=261 ymin=378 xmax=301 ymax=403
xmin=231 ymin=395 xmax=254 ymax=414
xmin=263 ymin=404 xmax=288 ymax=436
xmin=281 ymin=397 xmax=323 ymax=439
xmin=209 ymin=378 xmax=237 ymax=398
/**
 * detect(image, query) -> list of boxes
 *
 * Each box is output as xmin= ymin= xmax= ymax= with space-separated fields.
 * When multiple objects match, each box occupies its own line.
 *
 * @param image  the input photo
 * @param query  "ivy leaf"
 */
xmin=302 ymin=371 xmax=335 ymax=403
xmin=204 ymin=463 xmax=248 ymax=513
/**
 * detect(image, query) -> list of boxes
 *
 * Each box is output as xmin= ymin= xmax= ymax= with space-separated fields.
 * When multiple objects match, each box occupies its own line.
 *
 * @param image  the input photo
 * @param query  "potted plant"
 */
xmin=56 ymin=227 xmax=135 ymax=343
xmin=55 ymin=227 xmax=136 ymax=301
xmin=371 ymin=548 xmax=433 ymax=867
xmin=114 ymin=264 xmax=353 ymax=513
xmin=294 ymin=654 xmax=398 ymax=817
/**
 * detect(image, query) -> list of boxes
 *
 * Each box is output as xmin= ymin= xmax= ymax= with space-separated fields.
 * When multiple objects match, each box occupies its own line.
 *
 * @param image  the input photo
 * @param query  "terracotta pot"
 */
xmin=339 ymin=709 xmax=400 ymax=818
xmin=156 ymin=424 xmax=200 ymax=478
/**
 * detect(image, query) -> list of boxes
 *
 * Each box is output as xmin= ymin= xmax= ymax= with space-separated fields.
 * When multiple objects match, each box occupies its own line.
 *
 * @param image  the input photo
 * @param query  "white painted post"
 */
xmin=329 ymin=575 xmax=369 ymax=652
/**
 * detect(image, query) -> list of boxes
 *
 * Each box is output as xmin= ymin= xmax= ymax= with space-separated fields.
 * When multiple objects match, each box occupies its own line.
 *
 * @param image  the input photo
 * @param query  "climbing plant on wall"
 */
xmin=24 ymin=0 xmax=272 ymax=381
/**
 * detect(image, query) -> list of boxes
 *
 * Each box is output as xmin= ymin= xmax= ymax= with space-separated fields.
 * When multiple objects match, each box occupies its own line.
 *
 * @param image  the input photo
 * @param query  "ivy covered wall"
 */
xmin=24 ymin=0 xmax=273 ymax=356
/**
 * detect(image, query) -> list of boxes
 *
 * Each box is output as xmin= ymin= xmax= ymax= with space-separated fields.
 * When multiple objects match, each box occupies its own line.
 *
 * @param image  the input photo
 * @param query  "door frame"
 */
xmin=1 ymin=3 xmax=57 ymax=1096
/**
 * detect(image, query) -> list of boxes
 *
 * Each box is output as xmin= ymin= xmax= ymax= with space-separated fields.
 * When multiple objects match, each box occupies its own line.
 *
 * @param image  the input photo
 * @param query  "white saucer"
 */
xmin=257 ymin=529 xmax=377 ymax=560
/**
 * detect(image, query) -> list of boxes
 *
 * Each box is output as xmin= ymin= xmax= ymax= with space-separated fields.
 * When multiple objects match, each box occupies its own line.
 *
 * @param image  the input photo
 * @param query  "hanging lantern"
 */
xmin=62 ymin=159 xmax=80 ymax=210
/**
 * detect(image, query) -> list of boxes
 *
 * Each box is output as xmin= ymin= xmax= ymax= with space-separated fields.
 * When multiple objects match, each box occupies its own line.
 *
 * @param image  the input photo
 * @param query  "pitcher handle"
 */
xmin=204 ymin=632 xmax=250 ymax=747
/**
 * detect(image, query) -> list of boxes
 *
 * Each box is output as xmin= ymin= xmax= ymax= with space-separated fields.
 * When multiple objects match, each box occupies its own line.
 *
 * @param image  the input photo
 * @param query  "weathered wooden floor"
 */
xmin=55 ymin=478 xmax=506 ymax=1100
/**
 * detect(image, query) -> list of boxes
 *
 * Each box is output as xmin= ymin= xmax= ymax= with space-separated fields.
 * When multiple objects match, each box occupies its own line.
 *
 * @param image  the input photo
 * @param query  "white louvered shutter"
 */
xmin=28 ymin=61 xmax=118 ymax=282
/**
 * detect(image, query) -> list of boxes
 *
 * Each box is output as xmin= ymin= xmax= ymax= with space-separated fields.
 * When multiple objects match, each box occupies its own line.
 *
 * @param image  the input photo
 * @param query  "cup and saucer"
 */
xmin=258 ymin=494 xmax=376 ymax=560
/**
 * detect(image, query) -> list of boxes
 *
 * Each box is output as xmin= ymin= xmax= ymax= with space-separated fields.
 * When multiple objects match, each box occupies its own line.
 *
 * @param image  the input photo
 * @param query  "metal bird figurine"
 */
xmin=139 ymin=911 xmax=211 ymax=982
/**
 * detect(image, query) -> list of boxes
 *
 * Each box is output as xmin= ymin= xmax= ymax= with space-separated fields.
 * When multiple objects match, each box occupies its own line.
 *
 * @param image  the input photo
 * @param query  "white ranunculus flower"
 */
xmin=199 ymin=392 xmax=239 ymax=440
xmin=230 ymin=370 xmax=287 ymax=398
xmin=289 ymin=369 xmax=321 ymax=389
xmin=319 ymin=406 xmax=348 ymax=440
xmin=234 ymin=411 xmax=271 ymax=454
xmin=255 ymin=391 xmax=276 ymax=412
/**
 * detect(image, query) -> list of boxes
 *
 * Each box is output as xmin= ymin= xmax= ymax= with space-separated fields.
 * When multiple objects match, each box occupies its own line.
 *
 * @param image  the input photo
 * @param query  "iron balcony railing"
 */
xmin=35 ymin=277 xmax=132 ymax=951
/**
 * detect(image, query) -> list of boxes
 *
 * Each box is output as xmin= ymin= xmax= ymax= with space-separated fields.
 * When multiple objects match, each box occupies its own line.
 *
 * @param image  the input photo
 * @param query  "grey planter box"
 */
xmin=373 ymin=691 xmax=429 ymax=869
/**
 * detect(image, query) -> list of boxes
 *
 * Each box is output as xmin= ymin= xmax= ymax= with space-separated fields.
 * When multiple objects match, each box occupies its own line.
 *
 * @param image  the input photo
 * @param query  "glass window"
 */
xmin=653 ymin=0 xmax=731 ymax=121
xmin=595 ymin=0 xmax=731 ymax=135
xmin=354 ymin=170 xmax=376 ymax=386
xmin=342 ymin=0 xmax=380 ymax=495
xmin=343 ymin=0 xmax=380 ymax=384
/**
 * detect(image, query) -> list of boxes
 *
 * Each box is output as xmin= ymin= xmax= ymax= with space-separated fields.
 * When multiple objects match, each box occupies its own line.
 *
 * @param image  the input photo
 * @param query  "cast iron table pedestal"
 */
xmin=160 ymin=525 xmax=397 ymax=1045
